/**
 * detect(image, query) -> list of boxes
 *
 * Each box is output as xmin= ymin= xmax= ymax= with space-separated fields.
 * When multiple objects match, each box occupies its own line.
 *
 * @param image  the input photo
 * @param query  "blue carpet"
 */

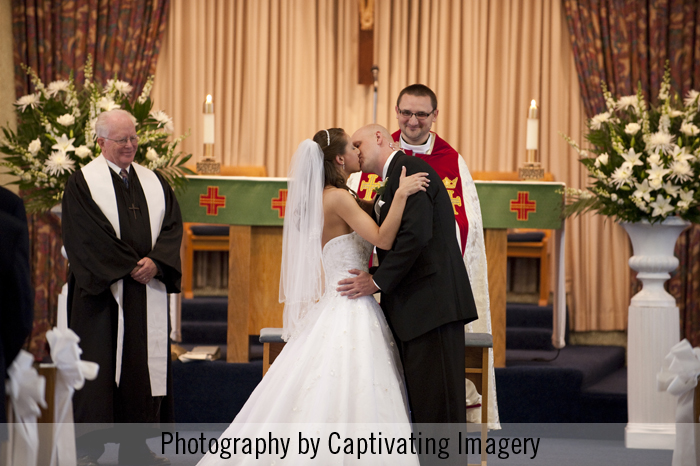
xmin=506 ymin=327 xmax=554 ymax=350
xmin=174 ymin=298 xmax=628 ymax=424
xmin=172 ymin=359 xmax=262 ymax=423
xmin=181 ymin=297 xmax=227 ymax=321
xmin=506 ymin=346 xmax=625 ymax=388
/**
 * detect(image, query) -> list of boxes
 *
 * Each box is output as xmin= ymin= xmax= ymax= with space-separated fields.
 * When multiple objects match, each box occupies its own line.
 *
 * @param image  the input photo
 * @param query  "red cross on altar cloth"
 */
xmin=509 ymin=191 xmax=537 ymax=221
xmin=199 ymin=186 xmax=226 ymax=215
xmin=272 ymin=189 xmax=288 ymax=218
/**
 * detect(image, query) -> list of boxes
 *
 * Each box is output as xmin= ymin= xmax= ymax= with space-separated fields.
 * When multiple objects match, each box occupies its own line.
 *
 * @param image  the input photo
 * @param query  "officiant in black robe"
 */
xmin=62 ymin=109 xmax=182 ymax=466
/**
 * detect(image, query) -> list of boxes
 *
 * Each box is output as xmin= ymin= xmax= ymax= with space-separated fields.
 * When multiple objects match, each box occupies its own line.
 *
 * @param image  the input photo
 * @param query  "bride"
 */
xmin=196 ymin=129 xmax=429 ymax=465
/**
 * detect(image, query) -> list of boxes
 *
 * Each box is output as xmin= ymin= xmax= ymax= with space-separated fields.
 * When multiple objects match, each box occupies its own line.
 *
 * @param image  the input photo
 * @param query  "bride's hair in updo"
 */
xmin=312 ymin=128 xmax=354 ymax=194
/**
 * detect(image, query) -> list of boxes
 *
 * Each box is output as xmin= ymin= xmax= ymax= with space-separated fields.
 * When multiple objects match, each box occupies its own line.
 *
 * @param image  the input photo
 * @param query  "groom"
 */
xmin=338 ymin=124 xmax=478 ymax=424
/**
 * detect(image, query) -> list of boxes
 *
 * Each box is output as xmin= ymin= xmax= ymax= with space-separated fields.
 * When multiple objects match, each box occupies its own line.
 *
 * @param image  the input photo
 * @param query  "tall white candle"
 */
xmin=526 ymin=99 xmax=539 ymax=150
xmin=203 ymin=94 xmax=215 ymax=144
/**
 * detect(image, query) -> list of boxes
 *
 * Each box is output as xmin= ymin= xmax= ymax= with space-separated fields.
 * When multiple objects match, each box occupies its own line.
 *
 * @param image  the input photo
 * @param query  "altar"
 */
xmin=178 ymin=176 xmax=566 ymax=365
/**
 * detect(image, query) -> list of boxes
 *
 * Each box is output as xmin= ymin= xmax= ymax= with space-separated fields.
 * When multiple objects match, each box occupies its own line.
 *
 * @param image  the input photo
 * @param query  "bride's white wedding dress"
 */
xmin=197 ymin=232 xmax=419 ymax=465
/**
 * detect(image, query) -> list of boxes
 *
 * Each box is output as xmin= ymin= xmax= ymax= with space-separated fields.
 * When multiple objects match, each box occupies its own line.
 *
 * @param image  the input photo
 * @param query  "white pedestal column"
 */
xmin=625 ymin=305 xmax=678 ymax=450
xmin=622 ymin=218 xmax=689 ymax=450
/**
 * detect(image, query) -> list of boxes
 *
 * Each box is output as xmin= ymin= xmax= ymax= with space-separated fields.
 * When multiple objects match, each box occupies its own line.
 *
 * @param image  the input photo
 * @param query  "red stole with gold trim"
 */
xmin=392 ymin=130 xmax=469 ymax=254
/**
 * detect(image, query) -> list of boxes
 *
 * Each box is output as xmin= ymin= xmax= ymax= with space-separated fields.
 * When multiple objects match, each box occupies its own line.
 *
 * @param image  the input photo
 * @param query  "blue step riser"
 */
xmin=176 ymin=298 xmax=626 ymax=424
xmin=181 ymin=322 xmax=227 ymax=345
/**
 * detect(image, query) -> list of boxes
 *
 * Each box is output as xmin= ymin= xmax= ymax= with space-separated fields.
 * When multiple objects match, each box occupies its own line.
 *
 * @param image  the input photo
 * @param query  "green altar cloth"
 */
xmin=177 ymin=176 xmax=565 ymax=229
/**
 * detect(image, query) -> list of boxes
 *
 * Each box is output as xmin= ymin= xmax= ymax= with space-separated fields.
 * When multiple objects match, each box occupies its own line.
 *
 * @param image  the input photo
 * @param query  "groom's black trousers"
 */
xmin=397 ymin=320 xmax=466 ymax=424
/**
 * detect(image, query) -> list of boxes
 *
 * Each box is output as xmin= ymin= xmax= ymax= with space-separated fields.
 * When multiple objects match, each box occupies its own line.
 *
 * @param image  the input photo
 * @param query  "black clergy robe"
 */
xmin=62 ymin=165 xmax=182 ymax=427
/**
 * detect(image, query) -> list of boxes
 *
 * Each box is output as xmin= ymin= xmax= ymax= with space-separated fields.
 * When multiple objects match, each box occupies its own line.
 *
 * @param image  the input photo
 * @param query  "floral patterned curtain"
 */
xmin=11 ymin=0 xmax=170 ymax=359
xmin=563 ymin=0 xmax=700 ymax=347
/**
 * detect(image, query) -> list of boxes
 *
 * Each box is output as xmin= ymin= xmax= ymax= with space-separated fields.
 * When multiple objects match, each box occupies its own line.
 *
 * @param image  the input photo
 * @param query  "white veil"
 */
xmin=279 ymin=139 xmax=325 ymax=341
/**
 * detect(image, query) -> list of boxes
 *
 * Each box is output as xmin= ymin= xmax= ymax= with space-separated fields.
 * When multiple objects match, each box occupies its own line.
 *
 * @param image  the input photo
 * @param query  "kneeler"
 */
xmin=260 ymin=328 xmax=493 ymax=466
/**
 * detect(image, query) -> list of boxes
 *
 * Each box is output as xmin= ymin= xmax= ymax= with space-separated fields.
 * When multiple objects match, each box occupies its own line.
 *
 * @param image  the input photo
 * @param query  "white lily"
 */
xmin=684 ymin=90 xmax=699 ymax=107
xmin=621 ymin=148 xmax=643 ymax=167
xmin=647 ymin=152 xmax=663 ymax=167
xmin=52 ymin=134 xmax=76 ymax=153
xmin=633 ymin=179 xmax=652 ymax=202
xmin=662 ymin=181 xmax=681 ymax=198
xmin=107 ymin=79 xmax=133 ymax=96
xmin=646 ymin=164 xmax=671 ymax=190
xmin=649 ymin=195 xmax=674 ymax=217
xmin=97 ymin=97 xmax=121 ymax=111
xmin=669 ymin=146 xmax=694 ymax=163
xmin=677 ymin=190 xmax=695 ymax=210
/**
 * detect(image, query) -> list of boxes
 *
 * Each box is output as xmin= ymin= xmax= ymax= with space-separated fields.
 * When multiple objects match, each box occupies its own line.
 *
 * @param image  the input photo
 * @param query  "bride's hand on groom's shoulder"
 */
xmin=337 ymin=269 xmax=379 ymax=299
xmin=397 ymin=166 xmax=430 ymax=197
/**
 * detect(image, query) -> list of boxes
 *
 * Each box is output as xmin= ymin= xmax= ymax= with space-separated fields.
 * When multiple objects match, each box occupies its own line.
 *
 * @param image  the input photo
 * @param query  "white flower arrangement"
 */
xmin=562 ymin=65 xmax=700 ymax=224
xmin=0 ymin=55 xmax=192 ymax=212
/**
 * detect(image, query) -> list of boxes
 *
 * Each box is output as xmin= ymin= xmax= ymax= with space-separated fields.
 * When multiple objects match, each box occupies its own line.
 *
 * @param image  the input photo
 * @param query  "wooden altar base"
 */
xmin=227 ymin=225 xmax=284 ymax=362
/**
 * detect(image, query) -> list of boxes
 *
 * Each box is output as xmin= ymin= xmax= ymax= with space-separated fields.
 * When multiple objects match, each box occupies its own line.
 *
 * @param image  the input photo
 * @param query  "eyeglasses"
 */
xmin=397 ymin=108 xmax=435 ymax=120
xmin=102 ymin=136 xmax=139 ymax=146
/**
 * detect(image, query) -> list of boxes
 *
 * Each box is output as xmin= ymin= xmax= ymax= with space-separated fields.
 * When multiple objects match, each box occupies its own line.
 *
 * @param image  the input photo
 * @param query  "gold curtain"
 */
xmin=151 ymin=0 xmax=631 ymax=332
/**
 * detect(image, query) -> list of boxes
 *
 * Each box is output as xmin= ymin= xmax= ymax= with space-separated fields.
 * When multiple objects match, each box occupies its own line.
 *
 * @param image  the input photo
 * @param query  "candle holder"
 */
xmin=197 ymin=95 xmax=220 ymax=174
xmin=518 ymin=158 xmax=545 ymax=181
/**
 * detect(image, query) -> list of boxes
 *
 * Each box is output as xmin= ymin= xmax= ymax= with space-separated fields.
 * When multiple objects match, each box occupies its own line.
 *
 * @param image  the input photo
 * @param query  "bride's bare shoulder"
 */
xmin=323 ymin=187 xmax=354 ymax=203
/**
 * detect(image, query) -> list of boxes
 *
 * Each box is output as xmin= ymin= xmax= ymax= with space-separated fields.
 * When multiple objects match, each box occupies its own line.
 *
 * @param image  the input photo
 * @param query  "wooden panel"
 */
xmin=485 ymin=229 xmax=507 ymax=368
xmin=481 ymin=347 xmax=490 ymax=424
xmin=464 ymin=349 xmax=483 ymax=369
xmin=37 ymin=365 xmax=57 ymax=466
xmin=358 ymin=29 xmax=373 ymax=85
xmin=249 ymin=226 xmax=284 ymax=333
xmin=228 ymin=225 xmax=251 ymax=362
xmin=263 ymin=342 xmax=286 ymax=376
xmin=36 ymin=365 xmax=56 ymax=423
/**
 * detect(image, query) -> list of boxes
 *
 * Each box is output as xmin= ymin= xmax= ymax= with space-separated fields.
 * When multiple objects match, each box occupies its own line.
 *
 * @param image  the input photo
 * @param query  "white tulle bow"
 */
xmin=46 ymin=327 xmax=99 ymax=466
xmin=5 ymin=350 xmax=46 ymax=466
xmin=657 ymin=339 xmax=700 ymax=466
xmin=46 ymin=327 xmax=99 ymax=390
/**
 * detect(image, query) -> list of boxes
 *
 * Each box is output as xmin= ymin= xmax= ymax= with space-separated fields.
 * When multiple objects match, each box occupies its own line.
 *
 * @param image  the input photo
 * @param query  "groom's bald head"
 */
xmin=351 ymin=124 xmax=394 ymax=176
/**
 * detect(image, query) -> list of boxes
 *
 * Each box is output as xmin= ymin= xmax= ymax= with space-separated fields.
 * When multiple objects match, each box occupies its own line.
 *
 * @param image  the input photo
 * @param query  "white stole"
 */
xmin=81 ymin=155 xmax=168 ymax=396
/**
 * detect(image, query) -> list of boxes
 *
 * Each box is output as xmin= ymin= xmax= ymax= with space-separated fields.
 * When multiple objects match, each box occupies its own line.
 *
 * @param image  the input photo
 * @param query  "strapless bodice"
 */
xmin=322 ymin=232 xmax=373 ymax=291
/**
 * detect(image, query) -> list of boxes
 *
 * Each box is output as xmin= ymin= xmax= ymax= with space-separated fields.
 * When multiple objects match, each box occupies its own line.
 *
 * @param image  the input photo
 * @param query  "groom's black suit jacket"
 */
xmin=373 ymin=151 xmax=478 ymax=342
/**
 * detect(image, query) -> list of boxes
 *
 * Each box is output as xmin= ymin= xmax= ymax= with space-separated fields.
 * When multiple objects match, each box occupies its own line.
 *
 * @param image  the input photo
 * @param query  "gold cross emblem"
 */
xmin=360 ymin=174 xmax=382 ymax=201
xmin=442 ymin=177 xmax=462 ymax=215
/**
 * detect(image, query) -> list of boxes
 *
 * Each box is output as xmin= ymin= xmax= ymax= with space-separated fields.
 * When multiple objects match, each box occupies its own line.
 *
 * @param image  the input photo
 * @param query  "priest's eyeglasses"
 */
xmin=397 ymin=108 xmax=435 ymax=120
xmin=103 ymin=136 xmax=139 ymax=146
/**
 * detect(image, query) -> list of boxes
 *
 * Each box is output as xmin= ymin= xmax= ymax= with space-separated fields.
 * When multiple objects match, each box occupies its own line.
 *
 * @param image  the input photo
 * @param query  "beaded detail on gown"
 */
xmin=197 ymin=232 xmax=418 ymax=465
